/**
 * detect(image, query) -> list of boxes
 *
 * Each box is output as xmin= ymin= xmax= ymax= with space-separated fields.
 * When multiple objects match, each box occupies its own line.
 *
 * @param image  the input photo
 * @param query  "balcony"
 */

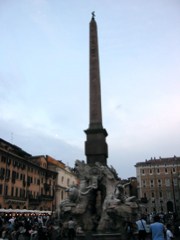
xmin=4 ymin=195 xmax=26 ymax=200
xmin=28 ymin=196 xmax=41 ymax=205
xmin=4 ymin=196 xmax=26 ymax=204
xmin=41 ymin=195 xmax=54 ymax=201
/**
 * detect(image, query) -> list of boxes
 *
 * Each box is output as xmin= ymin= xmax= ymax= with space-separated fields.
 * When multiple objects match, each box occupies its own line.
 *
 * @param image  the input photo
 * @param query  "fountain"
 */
xmin=59 ymin=13 xmax=139 ymax=239
xmin=60 ymin=161 xmax=139 ymax=239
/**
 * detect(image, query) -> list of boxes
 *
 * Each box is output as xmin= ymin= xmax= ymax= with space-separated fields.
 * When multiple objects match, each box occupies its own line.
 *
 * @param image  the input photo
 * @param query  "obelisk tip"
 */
xmin=91 ymin=11 xmax=95 ymax=20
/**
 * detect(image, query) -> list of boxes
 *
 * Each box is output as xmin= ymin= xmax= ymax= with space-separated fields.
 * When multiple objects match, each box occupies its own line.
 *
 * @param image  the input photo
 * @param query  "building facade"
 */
xmin=0 ymin=138 xmax=78 ymax=212
xmin=46 ymin=155 xmax=78 ymax=214
xmin=135 ymin=157 xmax=180 ymax=216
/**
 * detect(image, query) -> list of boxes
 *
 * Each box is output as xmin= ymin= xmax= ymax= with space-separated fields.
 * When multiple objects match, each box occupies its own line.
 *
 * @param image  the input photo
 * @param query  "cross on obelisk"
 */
xmin=84 ymin=13 xmax=108 ymax=166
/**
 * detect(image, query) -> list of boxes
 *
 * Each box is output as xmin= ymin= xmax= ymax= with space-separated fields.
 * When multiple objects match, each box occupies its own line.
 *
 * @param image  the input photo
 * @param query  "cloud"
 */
xmin=0 ymin=0 xmax=180 ymax=179
xmin=0 ymin=118 xmax=84 ymax=166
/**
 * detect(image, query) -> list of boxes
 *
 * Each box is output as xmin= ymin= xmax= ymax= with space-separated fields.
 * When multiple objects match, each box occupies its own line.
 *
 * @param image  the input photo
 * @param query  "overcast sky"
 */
xmin=0 ymin=0 xmax=180 ymax=179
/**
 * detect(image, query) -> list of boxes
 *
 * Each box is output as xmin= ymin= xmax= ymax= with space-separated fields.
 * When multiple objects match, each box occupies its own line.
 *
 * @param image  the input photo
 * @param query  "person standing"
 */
xmin=166 ymin=224 xmax=174 ymax=240
xmin=125 ymin=221 xmax=136 ymax=240
xmin=68 ymin=217 xmax=75 ymax=240
xmin=136 ymin=215 xmax=147 ymax=240
xmin=0 ymin=216 xmax=3 ymax=237
xmin=150 ymin=215 xmax=166 ymax=240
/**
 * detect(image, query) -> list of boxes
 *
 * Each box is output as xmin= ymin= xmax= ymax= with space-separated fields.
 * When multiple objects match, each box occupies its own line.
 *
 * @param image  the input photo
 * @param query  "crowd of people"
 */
xmin=125 ymin=212 xmax=180 ymax=240
xmin=0 ymin=211 xmax=180 ymax=240
xmin=0 ymin=213 xmax=82 ymax=240
xmin=0 ymin=214 xmax=60 ymax=240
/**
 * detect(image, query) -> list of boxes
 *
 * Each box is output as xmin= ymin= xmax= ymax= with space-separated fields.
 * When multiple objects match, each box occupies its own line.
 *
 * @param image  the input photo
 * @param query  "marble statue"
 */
xmin=59 ymin=160 xmax=139 ymax=233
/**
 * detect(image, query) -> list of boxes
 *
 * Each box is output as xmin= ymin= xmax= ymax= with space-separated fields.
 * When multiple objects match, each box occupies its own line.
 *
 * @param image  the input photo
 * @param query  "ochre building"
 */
xmin=0 ymin=138 xmax=78 ymax=212
xmin=135 ymin=157 xmax=180 ymax=216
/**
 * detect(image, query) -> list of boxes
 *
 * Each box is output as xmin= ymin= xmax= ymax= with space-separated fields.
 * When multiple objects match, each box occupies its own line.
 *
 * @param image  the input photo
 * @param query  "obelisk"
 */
xmin=85 ymin=12 xmax=108 ymax=166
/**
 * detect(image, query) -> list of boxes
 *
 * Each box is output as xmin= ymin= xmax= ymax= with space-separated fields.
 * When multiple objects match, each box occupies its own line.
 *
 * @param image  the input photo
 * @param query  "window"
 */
xmin=13 ymin=160 xmax=17 ymax=167
xmin=149 ymin=169 xmax=152 ymax=174
xmin=1 ymin=156 xmax=6 ymax=163
xmin=152 ymin=192 xmax=154 ymax=197
xmin=7 ymin=158 xmax=11 ymax=165
xmin=150 ymin=180 xmax=154 ymax=187
xmin=27 ymin=176 xmax=31 ymax=185
xmin=173 ymin=178 xmax=177 ymax=186
xmin=159 ymin=192 xmax=163 ymax=198
xmin=165 ymin=179 xmax=170 ymax=186
xmin=16 ymin=172 xmax=19 ymax=179
xmin=15 ymin=188 xmax=18 ymax=197
xmin=158 ymin=179 xmax=162 ymax=187
xmin=61 ymin=176 xmax=64 ymax=183
xmin=167 ymin=192 xmax=171 ymax=199
xmin=11 ymin=187 xmax=14 ymax=196
xmin=5 ymin=186 xmax=8 ymax=196
xmin=165 ymin=168 xmax=168 ymax=173
xmin=20 ymin=189 xmax=22 ymax=197
xmin=12 ymin=171 xmax=16 ymax=180
xmin=5 ymin=169 xmax=10 ymax=179
xmin=17 ymin=162 xmax=20 ymax=168
xmin=0 ymin=168 xmax=5 ymax=178
xmin=142 ymin=180 xmax=146 ymax=187
xmin=61 ymin=191 xmax=64 ymax=200
xmin=0 ymin=184 xmax=2 ymax=195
